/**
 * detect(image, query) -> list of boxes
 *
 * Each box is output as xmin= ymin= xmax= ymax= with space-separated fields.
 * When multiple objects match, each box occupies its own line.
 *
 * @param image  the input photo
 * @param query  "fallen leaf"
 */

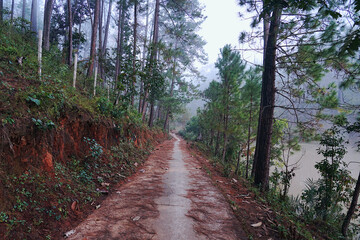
xmin=251 ymin=222 xmax=262 ymax=227
xmin=71 ymin=201 xmax=78 ymax=211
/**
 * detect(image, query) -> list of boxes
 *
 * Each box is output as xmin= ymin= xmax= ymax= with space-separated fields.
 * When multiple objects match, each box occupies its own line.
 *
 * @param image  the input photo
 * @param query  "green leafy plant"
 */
xmin=32 ymin=118 xmax=56 ymax=130
xmin=83 ymin=137 xmax=103 ymax=160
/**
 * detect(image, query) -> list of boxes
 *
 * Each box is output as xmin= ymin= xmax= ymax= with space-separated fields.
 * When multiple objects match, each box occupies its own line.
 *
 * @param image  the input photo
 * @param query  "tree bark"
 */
xmin=0 ymin=0 xmax=3 ymax=23
xmin=87 ymin=0 xmax=100 ymax=77
xmin=114 ymin=3 xmax=122 ymax=91
xmin=163 ymin=55 xmax=177 ymax=131
xmin=10 ymin=0 xmax=15 ymax=23
xmin=98 ymin=0 xmax=103 ymax=71
xmin=22 ymin=0 xmax=26 ymax=20
xmin=101 ymin=0 xmax=112 ymax=81
xmin=252 ymin=12 xmax=270 ymax=179
xmin=235 ymin=149 xmax=242 ymax=175
xmin=146 ymin=0 xmax=160 ymax=127
xmin=148 ymin=102 xmax=155 ymax=127
xmin=253 ymin=7 xmax=282 ymax=191
xmin=67 ymin=0 xmax=73 ymax=66
xmin=102 ymin=0 xmax=112 ymax=52
xmin=114 ymin=0 xmax=126 ymax=100
xmin=246 ymin=95 xmax=253 ymax=179
xmin=215 ymin=129 xmax=220 ymax=156
xmin=43 ymin=0 xmax=55 ymax=51
xmin=30 ymin=0 xmax=38 ymax=32
xmin=138 ymin=0 xmax=150 ymax=113
xmin=342 ymin=171 xmax=360 ymax=237
xmin=131 ymin=0 xmax=138 ymax=106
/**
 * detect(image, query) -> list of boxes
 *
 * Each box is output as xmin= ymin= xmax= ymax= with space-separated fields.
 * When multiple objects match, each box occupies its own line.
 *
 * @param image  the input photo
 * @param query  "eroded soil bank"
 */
xmin=67 ymin=135 xmax=247 ymax=240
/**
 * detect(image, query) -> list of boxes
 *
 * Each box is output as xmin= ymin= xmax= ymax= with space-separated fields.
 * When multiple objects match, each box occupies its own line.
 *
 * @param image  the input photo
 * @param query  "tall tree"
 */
xmin=0 ymin=0 xmax=3 ymax=23
xmin=131 ymin=0 xmax=138 ymax=106
xmin=252 ymin=4 xmax=282 ymax=191
xmin=239 ymin=0 xmax=357 ymax=190
xmin=100 ymin=0 xmax=112 ymax=81
xmin=43 ymin=0 xmax=55 ymax=51
xmin=146 ymin=0 xmax=160 ymax=127
xmin=22 ymin=0 xmax=26 ymax=20
xmin=67 ymin=0 xmax=73 ymax=66
xmin=114 ymin=0 xmax=127 ymax=98
xmin=240 ymin=68 xmax=261 ymax=178
xmin=87 ymin=0 xmax=100 ymax=77
xmin=30 ymin=0 xmax=38 ymax=32
xmin=215 ymin=44 xmax=245 ymax=163
xmin=10 ymin=0 xmax=15 ymax=22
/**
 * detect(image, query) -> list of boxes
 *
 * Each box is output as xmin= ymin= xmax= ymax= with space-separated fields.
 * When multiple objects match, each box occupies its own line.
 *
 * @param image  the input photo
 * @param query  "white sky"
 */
xmin=198 ymin=0 xmax=242 ymax=64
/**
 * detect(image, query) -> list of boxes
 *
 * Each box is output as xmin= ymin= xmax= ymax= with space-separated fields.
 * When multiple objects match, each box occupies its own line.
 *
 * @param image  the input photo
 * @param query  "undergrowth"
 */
xmin=0 ymin=21 xmax=163 ymax=240
xmin=186 ymin=140 xmax=355 ymax=240
xmin=0 ymin=137 xmax=154 ymax=239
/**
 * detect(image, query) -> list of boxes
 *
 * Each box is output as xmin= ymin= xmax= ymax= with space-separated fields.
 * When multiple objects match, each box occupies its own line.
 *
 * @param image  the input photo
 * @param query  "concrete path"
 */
xmin=67 ymin=135 xmax=246 ymax=240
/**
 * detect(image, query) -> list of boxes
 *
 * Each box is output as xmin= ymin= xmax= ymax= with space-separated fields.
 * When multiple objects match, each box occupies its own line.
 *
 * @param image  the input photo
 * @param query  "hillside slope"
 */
xmin=0 ymin=24 xmax=168 ymax=239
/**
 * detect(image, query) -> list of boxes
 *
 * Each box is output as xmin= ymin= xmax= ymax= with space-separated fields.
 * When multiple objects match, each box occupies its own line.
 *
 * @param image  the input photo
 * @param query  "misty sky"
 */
xmin=198 ymin=0 xmax=242 ymax=64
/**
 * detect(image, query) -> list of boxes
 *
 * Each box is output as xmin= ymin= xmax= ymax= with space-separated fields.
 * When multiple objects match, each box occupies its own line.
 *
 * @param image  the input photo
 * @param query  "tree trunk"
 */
xmin=148 ymin=102 xmax=155 ymax=127
xmin=114 ymin=4 xmax=122 ymax=91
xmin=102 ymin=0 xmax=112 ymax=52
xmin=0 ymin=0 xmax=3 ymax=23
xmin=253 ymin=7 xmax=282 ymax=191
xmin=342 ymin=171 xmax=360 ymax=237
xmin=131 ymin=0 xmax=138 ymax=106
xmin=215 ymin=130 xmax=220 ymax=156
xmin=114 ymin=0 xmax=126 ymax=98
xmin=22 ymin=0 xmax=26 ymax=20
xmin=87 ymin=0 xmax=100 ymax=77
xmin=73 ymin=52 xmax=78 ymax=88
xmin=30 ymin=0 xmax=38 ymax=32
xmin=101 ymin=0 xmax=112 ymax=81
xmin=209 ymin=129 xmax=214 ymax=147
xmin=263 ymin=13 xmax=270 ymax=65
xmin=246 ymin=95 xmax=253 ymax=179
xmin=146 ymin=0 xmax=160 ymax=127
xmin=139 ymin=0 xmax=150 ymax=113
xmin=43 ymin=0 xmax=55 ymax=51
xmin=163 ymin=56 xmax=177 ymax=131
xmin=98 ymin=0 xmax=103 ymax=74
xmin=252 ymin=12 xmax=270 ymax=179
xmin=235 ymin=150 xmax=242 ymax=175
xmin=222 ymin=114 xmax=228 ymax=162
xmin=67 ymin=0 xmax=73 ymax=66
xmin=10 ymin=0 xmax=15 ymax=23
xmin=141 ymin=91 xmax=148 ymax=120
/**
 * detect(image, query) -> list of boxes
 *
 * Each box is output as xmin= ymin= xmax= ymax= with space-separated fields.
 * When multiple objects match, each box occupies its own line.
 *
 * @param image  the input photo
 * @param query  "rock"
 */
xmin=101 ymin=182 xmax=110 ymax=187
xmin=64 ymin=229 xmax=76 ymax=238
xmin=251 ymin=222 xmax=262 ymax=227
xmin=132 ymin=216 xmax=141 ymax=221
xmin=96 ymin=188 xmax=109 ymax=194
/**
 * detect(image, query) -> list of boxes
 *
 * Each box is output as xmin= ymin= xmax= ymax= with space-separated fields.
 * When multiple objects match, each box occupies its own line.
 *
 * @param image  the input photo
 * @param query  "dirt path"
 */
xmin=67 ymin=135 xmax=247 ymax=240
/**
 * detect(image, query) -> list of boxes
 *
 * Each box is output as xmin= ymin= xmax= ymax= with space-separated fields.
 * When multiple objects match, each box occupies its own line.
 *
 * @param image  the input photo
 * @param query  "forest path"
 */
xmin=67 ymin=134 xmax=247 ymax=240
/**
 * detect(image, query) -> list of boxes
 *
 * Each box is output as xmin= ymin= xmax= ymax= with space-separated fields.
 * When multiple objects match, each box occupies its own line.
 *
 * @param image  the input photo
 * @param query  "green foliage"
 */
xmin=312 ymin=126 xmax=353 ymax=220
xmin=32 ymin=118 xmax=56 ymax=130
xmin=179 ymin=116 xmax=201 ymax=141
xmin=83 ymin=137 xmax=104 ymax=161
